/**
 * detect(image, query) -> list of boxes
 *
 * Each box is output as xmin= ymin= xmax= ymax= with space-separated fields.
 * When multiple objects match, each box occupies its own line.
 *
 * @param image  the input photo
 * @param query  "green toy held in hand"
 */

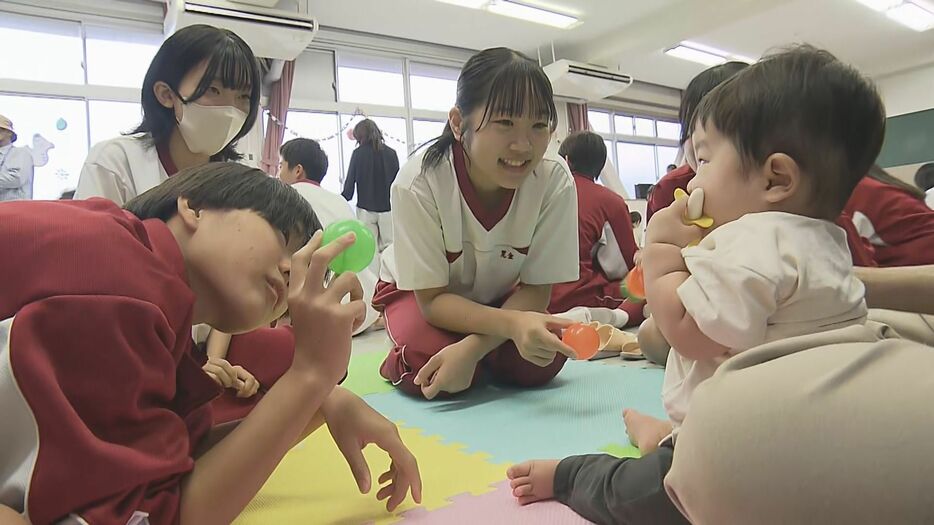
xmin=321 ymin=219 xmax=377 ymax=274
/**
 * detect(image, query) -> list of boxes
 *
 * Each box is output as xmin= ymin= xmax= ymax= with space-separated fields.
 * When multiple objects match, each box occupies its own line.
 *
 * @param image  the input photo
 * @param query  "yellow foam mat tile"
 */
xmin=234 ymin=423 xmax=510 ymax=525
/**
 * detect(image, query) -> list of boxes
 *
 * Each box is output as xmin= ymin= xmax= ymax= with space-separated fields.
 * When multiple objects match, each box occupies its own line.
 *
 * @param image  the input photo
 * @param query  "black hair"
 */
xmin=558 ymin=131 xmax=606 ymax=180
xmin=679 ymin=61 xmax=748 ymax=145
xmin=694 ymin=44 xmax=886 ymax=218
xmin=280 ymin=138 xmax=329 ymax=183
xmin=630 ymin=210 xmax=642 ymax=225
xmin=666 ymin=164 xmax=677 ymax=171
xmin=915 ymin=162 xmax=934 ymax=192
xmin=423 ymin=47 xmax=558 ymax=169
xmin=132 ymin=24 xmax=261 ymax=162
xmin=125 ymin=162 xmax=321 ymax=245
xmin=867 ymin=164 xmax=925 ymax=200
xmin=353 ymin=119 xmax=385 ymax=151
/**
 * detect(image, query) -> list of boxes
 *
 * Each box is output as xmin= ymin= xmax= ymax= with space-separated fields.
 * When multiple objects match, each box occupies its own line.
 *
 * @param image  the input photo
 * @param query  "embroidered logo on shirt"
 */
xmin=500 ymin=250 xmax=514 ymax=260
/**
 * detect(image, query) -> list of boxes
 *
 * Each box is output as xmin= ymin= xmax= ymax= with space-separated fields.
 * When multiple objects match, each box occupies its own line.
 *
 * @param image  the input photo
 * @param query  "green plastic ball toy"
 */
xmin=321 ymin=219 xmax=376 ymax=274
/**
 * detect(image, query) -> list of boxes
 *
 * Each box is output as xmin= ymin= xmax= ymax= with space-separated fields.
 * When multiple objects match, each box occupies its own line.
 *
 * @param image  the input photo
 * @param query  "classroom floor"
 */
xmin=233 ymin=330 xmax=667 ymax=525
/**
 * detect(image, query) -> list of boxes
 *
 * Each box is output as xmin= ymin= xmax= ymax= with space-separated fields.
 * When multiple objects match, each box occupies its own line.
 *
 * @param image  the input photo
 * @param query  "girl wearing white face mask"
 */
xmin=76 ymin=24 xmax=260 ymax=205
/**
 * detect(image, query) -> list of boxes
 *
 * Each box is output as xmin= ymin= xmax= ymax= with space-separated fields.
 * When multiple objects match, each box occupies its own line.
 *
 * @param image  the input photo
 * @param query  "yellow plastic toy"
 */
xmin=621 ymin=187 xmax=715 ymax=301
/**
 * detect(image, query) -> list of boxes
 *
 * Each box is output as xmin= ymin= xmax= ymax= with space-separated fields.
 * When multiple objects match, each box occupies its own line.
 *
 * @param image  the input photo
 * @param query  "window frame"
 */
xmin=587 ymin=108 xmax=682 ymax=197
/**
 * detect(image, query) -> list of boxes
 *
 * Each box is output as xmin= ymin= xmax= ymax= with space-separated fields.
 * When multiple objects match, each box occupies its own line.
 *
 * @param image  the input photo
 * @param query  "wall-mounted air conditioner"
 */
xmin=164 ymin=0 xmax=318 ymax=60
xmin=544 ymin=59 xmax=633 ymax=102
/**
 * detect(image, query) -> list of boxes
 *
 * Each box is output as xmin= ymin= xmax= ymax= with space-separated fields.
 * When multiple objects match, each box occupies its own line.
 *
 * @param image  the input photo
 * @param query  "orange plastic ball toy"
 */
xmin=562 ymin=323 xmax=601 ymax=360
xmin=621 ymin=265 xmax=646 ymax=302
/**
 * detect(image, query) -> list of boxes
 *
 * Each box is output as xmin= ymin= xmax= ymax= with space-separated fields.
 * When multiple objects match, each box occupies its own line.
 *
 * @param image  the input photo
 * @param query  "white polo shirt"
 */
xmin=662 ymin=212 xmax=868 ymax=433
xmin=76 ymin=134 xmax=174 ymax=204
xmin=291 ymin=179 xmax=379 ymax=335
xmin=382 ymin=142 xmax=580 ymax=305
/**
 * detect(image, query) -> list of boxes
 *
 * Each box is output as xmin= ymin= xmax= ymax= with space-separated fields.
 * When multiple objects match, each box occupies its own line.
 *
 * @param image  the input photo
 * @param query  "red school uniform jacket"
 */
xmin=645 ymin=164 xmax=696 ymax=224
xmin=844 ymin=176 xmax=934 ymax=267
xmin=645 ymin=164 xmax=877 ymax=267
xmin=0 ymin=198 xmax=220 ymax=525
xmin=550 ymin=173 xmax=638 ymax=312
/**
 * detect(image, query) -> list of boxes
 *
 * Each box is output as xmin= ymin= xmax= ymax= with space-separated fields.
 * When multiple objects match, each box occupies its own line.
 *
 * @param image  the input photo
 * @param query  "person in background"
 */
xmin=342 ymin=119 xmax=400 ymax=255
xmin=549 ymin=131 xmax=643 ymax=328
xmin=646 ymin=62 xmax=749 ymax=223
xmin=631 ymin=211 xmax=643 ymax=246
xmin=915 ymin=162 xmax=934 ymax=209
xmin=844 ymin=165 xmax=934 ymax=266
xmin=0 ymin=115 xmax=35 ymax=202
xmin=76 ymin=24 xmax=262 ymax=204
xmin=665 ymin=163 xmax=677 ymax=173
xmin=280 ymin=137 xmax=381 ymax=334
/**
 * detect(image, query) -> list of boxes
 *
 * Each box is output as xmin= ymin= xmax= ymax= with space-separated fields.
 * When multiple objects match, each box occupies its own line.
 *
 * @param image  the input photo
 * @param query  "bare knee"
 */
xmin=638 ymin=317 xmax=671 ymax=366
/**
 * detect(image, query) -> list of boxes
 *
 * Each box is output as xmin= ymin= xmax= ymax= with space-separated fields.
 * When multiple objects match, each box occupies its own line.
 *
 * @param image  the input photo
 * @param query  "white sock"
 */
xmin=588 ymin=307 xmax=629 ymax=328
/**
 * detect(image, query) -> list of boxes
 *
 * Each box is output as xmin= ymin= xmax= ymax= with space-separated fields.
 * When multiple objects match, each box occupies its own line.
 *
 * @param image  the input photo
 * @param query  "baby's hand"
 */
xmin=644 ymin=197 xmax=705 ymax=249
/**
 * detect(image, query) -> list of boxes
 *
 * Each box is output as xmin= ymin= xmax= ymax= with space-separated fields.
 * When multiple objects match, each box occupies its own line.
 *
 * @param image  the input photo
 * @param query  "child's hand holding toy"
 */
xmin=622 ymin=188 xmax=714 ymax=301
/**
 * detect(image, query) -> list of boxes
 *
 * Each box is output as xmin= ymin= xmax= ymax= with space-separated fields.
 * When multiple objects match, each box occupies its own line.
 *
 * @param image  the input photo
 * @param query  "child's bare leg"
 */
xmin=623 ymin=409 xmax=673 ymax=455
xmin=506 ymin=460 xmax=560 ymax=505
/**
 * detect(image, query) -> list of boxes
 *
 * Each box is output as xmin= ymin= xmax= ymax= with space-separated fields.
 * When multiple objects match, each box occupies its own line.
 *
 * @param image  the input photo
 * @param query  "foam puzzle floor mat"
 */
xmin=235 ymin=333 xmax=665 ymax=524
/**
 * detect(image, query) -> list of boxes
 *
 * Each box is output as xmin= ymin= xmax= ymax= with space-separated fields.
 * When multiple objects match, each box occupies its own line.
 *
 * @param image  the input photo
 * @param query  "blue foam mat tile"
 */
xmin=365 ymin=359 xmax=666 ymax=465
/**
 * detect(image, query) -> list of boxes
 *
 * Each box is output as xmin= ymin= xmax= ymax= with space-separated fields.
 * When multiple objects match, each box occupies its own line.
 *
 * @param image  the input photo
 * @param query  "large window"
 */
xmin=616 ymin=142 xmax=657 ymax=197
xmin=0 ymin=13 xmax=84 ymax=84
xmin=588 ymin=109 xmax=681 ymax=197
xmin=0 ymin=13 xmax=165 ymax=200
xmin=412 ymin=119 xmax=446 ymax=151
xmin=0 ymin=94 xmax=88 ymax=200
xmin=88 ymin=100 xmax=142 ymax=146
xmin=337 ymin=53 xmax=405 ymax=107
xmin=85 ymin=25 xmax=161 ymax=88
xmin=409 ymin=63 xmax=459 ymax=112
xmin=589 ymin=111 xmax=612 ymax=134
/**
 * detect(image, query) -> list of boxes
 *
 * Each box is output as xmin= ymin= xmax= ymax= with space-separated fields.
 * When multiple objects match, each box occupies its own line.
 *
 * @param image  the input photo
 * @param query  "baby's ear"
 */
xmin=762 ymin=153 xmax=801 ymax=205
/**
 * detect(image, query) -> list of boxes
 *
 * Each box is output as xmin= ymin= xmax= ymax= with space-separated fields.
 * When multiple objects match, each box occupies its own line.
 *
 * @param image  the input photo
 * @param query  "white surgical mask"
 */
xmin=176 ymin=102 xmax=248 ymax=156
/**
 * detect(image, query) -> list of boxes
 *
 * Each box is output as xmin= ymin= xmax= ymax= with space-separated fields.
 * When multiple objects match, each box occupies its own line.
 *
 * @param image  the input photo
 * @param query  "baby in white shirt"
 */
xmin=507 ymin=44 xmax=887 ymax=525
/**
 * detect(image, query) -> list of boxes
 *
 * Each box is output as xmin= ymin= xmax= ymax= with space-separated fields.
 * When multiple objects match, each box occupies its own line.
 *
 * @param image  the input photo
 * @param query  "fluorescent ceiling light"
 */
xmin=885 ymin=1 xmax=934 ymax=30
xmin=665 ymin=45 xmax=727 ymax=66
xmin=436 ymin=0 xmax=488 ymax=7
xmin=665 ymin=40 xmax=756 ymax=65
xmin=731 ymin=54 xmax=757 ymax=64
xmin=854 ymin=0 xmax=903 ymax=11
xmin=487 ymin=1 xmax=579 ymax=29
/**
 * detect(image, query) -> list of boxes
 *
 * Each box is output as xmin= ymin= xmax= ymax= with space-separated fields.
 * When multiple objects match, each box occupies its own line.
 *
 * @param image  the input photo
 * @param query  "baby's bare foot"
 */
xmin=623 ymin=409 xmax=673 ymax=455
xmin=506 ymin=460 xmax=560 ymax=505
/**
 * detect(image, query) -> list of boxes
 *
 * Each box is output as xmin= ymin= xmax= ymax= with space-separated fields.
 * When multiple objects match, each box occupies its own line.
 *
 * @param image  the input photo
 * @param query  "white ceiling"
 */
xmin=306 ymin=0 xmax=934 ymax=88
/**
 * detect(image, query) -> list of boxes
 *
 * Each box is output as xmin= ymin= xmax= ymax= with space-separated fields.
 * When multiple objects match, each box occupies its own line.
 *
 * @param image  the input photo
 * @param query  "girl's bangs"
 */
xmin=478 ymin=64 xmax=557 ymax=129
xmin=191 ymin=40 xmax=257 ymax=99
